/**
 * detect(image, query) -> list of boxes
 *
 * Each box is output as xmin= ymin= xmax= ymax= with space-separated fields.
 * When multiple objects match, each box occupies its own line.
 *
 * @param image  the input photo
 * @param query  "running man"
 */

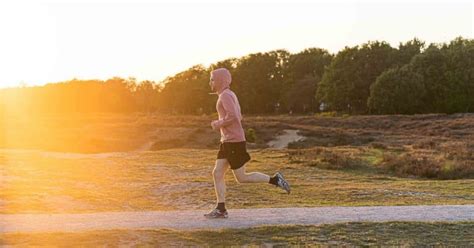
xmin=204 ymin=68 xmax=291 ymax=219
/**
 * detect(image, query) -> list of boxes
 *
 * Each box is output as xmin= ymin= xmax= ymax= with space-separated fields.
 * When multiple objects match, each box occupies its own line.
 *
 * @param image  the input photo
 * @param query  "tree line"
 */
xmin=1 ymin=37 xmax=472 ymax=115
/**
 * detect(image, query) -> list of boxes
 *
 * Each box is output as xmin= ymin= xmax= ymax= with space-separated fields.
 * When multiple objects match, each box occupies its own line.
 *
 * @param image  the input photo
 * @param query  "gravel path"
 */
xmin=1 ymin=205 xmax=473 ymax=233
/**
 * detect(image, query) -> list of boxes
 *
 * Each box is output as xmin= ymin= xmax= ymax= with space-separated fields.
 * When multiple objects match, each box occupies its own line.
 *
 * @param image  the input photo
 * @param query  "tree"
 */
xmin=134 ymin=80 xmax=159 ymax=113
xmin=159 ymin=65 xmax=212 ymax=114
xmin=368 ymin=37 xmax=474 ymax=114
xmin=368 ymin=66 xmax=425 ymax=114
xmin=443 ymin=37 xmax=474 ymax=113
xmin=282 ymin=75 xmax=318 ymax=113
xmin=408 ymin=42 xmax=471 ymax=114
xmin=232 ymin=50 xmax=290 ymax=113
xmin=316 ymin=41 xmax=398 ymax=114
xmin=281 ymin=48 xmax=332 ymax=113
xmin=103 ymin=77 xmax=136 ymax=112
xmin=397 ymin=38 xmax=425 ymax=65
xmin=2 ymin=37 xmax=473 ymax=115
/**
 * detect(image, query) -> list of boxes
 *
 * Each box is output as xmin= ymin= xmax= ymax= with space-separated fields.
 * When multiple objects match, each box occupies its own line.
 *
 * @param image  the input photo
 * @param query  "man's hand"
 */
xmin=211 ymin=120 xmax=220 ymax=130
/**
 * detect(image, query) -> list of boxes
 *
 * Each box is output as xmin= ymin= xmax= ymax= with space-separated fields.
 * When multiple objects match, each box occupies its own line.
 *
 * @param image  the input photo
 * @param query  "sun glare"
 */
xmin=0 ymin=1 xmax=471 ymax=88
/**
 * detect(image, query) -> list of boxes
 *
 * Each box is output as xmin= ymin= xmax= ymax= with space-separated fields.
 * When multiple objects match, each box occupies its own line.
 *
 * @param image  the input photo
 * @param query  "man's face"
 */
xmin=209 ymin=77 xmax=215 ymax=91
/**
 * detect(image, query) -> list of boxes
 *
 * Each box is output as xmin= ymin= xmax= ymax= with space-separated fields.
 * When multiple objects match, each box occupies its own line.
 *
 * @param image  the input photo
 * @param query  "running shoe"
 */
xmin=275 ymin=172 xmax=291 ymax=194
xmin=204 ymin=208 xmax=228 ymax=219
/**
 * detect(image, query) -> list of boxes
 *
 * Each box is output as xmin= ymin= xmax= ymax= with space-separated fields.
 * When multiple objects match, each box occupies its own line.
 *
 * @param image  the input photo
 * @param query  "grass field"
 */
xmin=2 ymin=222 xmax=473 ymax=246
xmin=1 ymin=142 xmax=472 ymax=214
xmin=1 ymin=113 xmax=473 ymax=245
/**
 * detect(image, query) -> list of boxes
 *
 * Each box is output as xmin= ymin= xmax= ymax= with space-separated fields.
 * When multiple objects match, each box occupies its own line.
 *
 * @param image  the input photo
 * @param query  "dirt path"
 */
xmin=267 ymin=129 xmax=306 ymax=149
xmin=1 ymin=205 xmax=473 ymax=233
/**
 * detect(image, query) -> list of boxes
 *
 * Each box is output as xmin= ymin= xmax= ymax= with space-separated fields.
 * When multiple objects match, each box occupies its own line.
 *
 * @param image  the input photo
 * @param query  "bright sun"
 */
xmin=0 ymin=1 xmax=472 ymax=88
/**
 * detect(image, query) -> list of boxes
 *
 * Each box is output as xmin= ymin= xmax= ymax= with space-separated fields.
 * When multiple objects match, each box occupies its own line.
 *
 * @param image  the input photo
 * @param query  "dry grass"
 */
xmin=379 ymin=146 xmax=474 ymax=179
xmin=2 ymin=112 xmax=474 ymax=153
xmin=380 ymin=140 xmax=474 ymax=179
xmin=288 ymin=147 xmax=367 ymax=170
xmin=0 ymin=113 xmax=473 ymax=214
xmin=3 ymin=222 xmax=473 ymax=247
xmin=1 ymin=148 xmax=472 ymax=214
xmin=290 ymin=144 xmax=474 ymax=179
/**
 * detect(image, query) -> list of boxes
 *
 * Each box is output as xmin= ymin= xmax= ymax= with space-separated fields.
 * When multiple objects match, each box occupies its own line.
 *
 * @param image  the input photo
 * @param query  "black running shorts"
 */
xmin=217 ymin=141 xmax=251 ymax=170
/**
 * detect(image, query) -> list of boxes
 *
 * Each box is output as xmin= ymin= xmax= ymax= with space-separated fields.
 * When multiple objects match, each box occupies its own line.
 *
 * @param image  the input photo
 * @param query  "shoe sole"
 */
xmin=204 ymin=215 xmax=228 ymax=219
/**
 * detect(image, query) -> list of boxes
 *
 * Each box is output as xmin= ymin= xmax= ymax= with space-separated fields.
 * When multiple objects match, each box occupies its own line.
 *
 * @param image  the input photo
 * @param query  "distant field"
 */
xmin=0 ymin=113 xmax=473 ymax=214
xmin=1 ymin=112 xmax=474 ymax=152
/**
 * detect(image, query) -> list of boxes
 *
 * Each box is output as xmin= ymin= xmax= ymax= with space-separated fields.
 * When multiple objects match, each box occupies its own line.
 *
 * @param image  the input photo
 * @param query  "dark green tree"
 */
xmin=159 ymin=65 xmax=212 ymax=114
xmin=232 ymin=50 xmax=290 ymax=113
xmin=368 ymin=66 xmax=425 ymax=114
xmin=316 ymin=41 xmax=398 ymax=114
xmin=281 ymin=48 xmax=333 ymax=113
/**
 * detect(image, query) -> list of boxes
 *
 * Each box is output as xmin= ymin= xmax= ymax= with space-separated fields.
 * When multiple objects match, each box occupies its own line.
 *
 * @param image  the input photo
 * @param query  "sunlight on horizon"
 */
xmin=0 ymin=0 xmax=472 ymax=88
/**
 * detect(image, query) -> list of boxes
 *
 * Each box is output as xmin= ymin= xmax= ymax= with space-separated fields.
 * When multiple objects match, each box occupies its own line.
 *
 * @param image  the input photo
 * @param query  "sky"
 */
xmin=0 ymin=0 xmax=472 ymax=88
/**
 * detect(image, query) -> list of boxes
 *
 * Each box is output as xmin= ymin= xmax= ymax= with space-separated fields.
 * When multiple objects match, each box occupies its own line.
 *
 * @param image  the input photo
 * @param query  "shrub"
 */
xmin=379 ymin=151 xmax=474 ymax=179
xmin=245 ymin=128 xmax=257 ymax=143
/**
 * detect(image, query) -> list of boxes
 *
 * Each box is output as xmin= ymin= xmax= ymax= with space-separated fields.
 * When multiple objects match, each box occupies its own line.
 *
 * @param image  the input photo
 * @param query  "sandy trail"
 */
xmin=267 ymin=129 xmax=305 ymax=149
xmin=1 ymin=205 xmax=473 ymax=233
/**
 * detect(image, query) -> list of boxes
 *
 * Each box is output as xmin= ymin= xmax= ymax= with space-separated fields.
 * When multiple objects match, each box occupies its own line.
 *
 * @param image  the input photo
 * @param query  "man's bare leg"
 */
xmin=212 ymin=159 xmax=230 ymax=203
xmin=232 ymin=165 xmax=291 ymax=194
xmin=232 ymin=165 xmax=270 ymax=183
xmin=204 ymin=159 xmax=230 ymax=218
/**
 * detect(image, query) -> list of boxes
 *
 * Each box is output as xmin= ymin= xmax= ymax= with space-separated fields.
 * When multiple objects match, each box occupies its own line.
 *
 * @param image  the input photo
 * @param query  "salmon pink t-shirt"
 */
xmin=212 ymin=88 xmax=246 ymax=143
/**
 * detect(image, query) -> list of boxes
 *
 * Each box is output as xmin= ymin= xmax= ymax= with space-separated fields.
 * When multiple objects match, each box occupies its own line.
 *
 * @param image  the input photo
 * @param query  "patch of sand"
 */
xmin=267 ymin=129 xmax=306 ymax=149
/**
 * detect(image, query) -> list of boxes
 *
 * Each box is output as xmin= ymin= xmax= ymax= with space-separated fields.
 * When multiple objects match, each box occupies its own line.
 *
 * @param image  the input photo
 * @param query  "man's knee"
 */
xmin=212 ymin=166 xmax=226 ymax=178
xmin=212 ymin=159 xmax=228 ymax=177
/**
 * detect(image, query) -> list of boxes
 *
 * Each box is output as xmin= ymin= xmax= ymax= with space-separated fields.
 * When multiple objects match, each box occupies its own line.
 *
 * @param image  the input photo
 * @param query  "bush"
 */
xmin=315 ymin=111 xmax=339 ymax=117
xmin=288 ymin=148 xmax=365 ymax=170
xmin=245 ymin=128 xmax=257 ymax=143
xmin=380 ymin=153 xmax=442 ymax=178
xmin=370 ymin=142 xmax=387 ymax=149
xmin=379 ymin=151 xmax=474 ymax=179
